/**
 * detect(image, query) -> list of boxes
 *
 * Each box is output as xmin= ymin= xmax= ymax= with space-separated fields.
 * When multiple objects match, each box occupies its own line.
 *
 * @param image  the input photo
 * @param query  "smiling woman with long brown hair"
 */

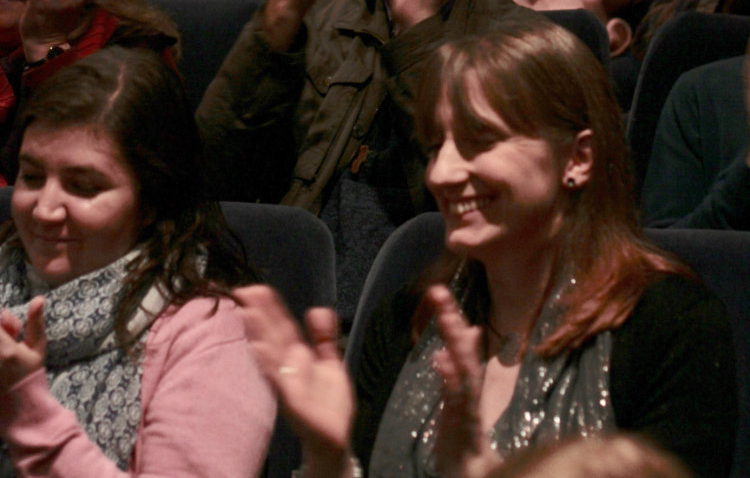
xmin=235 ymin=14 xmax=737 ymax=478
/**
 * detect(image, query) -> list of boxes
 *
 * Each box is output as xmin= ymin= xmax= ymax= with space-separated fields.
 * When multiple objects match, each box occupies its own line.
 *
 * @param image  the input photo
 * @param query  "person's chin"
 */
xmin=32 ymin=260 xmax=74 ymax=287
xmin=444 ymin=231 xmax=484 ymax=255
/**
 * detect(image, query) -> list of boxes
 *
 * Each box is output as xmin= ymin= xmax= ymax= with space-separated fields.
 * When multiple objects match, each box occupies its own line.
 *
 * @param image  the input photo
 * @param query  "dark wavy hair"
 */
xmin=9 ymin=46 xmax=259 ymax=350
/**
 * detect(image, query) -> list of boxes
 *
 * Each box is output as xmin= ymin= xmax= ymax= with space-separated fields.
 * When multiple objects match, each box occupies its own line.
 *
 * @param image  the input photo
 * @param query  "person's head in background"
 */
xmin=0 ymin=0 xmax=24 ymax=54
xmin=9 ymin=45 xmax=255 ymax=348
xmin=513 ymin=0 xmax=651 ymax=58
xmin=490 ymin=435 xmax=694 ymax=478
xmin=0 ymin=0 xmax=179 ymax=58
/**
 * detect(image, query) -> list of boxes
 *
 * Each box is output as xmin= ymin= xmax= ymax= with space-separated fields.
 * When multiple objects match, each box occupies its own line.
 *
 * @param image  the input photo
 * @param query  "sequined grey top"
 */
xmin=352 ymin=274 xmax=738 ymax=478
xmin=368 ymin=274 xmax=616 ymax=477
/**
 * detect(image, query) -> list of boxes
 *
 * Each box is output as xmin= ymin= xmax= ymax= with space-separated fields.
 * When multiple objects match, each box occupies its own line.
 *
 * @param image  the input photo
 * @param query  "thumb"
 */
xmin=24 ymin=296 xmax=46 ymax=355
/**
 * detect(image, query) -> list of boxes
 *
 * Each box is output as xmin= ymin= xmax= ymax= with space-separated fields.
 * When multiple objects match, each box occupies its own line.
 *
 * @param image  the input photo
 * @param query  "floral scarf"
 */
xmin=0 ymin=240 xmax=167 ymax=474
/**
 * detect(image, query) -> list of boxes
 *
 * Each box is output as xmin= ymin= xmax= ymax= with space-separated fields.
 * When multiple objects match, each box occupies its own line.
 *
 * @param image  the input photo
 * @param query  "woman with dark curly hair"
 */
xmin=0 ymin=46 xmax=274 ymax=477
xmin=0 ymin=0 xmax=180 ymax=184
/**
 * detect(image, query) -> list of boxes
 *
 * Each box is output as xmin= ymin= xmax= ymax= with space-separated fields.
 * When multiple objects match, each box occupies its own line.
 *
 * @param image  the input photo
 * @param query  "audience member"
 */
xmin=195 ymin=0 xmax=540 ymax=329
xmin=0 ymin=46 xmax=274 ymax=477
xmin=235 ymin=15 xmax=736 ymax=478
xmin=642 ymin=54 xmax=750 ymax=229
xmin=487 ymin=435 xmax=693 ymax=478
xmin=0 ymin=0 xmax=180 ymax=185
xmin=513 ymin=0 xmax=651 ymax=110
xmin=630 ymin=0 xmax=740 ymax=62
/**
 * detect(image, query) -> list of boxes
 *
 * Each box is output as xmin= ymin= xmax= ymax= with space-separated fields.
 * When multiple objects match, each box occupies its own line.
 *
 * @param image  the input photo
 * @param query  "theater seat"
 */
xmin=626 ymin=12 xmax=750 ymax=194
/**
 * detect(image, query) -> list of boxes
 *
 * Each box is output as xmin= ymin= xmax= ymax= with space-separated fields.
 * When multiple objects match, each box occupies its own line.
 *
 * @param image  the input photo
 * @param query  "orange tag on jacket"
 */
xmin=350 ymin=145 xmax=369 ymax=174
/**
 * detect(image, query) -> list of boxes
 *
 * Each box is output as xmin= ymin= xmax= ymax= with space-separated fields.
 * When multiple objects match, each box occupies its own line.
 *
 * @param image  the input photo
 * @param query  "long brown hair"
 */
xmin=414 ymin=16 xmax=689 ymax=356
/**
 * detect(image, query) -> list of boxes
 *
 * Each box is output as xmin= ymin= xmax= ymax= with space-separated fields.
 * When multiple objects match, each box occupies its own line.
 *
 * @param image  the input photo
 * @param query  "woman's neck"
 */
xmin=481 ymin=243 xmax=559 ymax=337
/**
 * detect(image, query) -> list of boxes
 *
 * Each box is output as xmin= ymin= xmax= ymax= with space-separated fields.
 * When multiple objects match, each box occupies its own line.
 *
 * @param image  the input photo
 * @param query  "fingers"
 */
xmin=233 ymin=285 xmax=304 ymax=378
xmin=25 ymin=296 xmax=46 ymax=354
xmin=0 ymin=310 xmax=22 ymax=339
xmin=305 ymin=307 xmax=340 ymax=361
xmin=427 ymin=284 xmax=483 ymax=395
xmin=234 ymin=284 xmax=303 ymax=347
xmin=0 ymin=302 xmax=46 ymax=392
xmin=428 ymin=285 xmax=482 ymax=369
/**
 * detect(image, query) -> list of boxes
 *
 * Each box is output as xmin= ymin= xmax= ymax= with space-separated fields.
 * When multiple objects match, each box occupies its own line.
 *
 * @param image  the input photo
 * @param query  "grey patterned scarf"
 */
xmin=369 ymin=266 xmax=616 ymax=477
xmin=0 ymin=240 xmax=166 ymax=476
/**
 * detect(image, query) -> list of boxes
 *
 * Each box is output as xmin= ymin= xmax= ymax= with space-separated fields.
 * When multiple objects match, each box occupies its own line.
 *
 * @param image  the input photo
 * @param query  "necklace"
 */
xmin=485 ymin=321 xmax=524 ymax=366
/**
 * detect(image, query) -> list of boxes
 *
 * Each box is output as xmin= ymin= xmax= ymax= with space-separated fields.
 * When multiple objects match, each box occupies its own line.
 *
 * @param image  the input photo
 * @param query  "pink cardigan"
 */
xmin=0 ymin=297 xmax=276 ymax=477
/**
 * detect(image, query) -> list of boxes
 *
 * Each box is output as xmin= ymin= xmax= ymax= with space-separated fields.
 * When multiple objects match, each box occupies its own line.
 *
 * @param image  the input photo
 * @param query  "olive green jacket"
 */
xmin=196 ymin=0 xmax=532 ymax=213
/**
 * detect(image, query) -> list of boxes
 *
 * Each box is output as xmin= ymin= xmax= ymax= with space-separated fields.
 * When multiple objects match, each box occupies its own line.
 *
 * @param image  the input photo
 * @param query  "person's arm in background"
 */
xmin=642 ymin=55 xmax=750 ymax=230
xmin=194 ymin=0 xmax=314 ymax=203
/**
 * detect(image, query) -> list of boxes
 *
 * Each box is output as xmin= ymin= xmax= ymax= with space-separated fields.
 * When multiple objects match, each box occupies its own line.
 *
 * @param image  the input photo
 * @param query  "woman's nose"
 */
xmin=32 ymin=184 xmax=66 ymax=223
xmin=425 ymin=139 xmax=469 ymax=189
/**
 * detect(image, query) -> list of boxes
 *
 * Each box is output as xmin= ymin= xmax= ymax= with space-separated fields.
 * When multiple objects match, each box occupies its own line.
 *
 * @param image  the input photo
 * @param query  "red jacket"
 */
xmin=0 ymin=8 xmax=178 ymax=185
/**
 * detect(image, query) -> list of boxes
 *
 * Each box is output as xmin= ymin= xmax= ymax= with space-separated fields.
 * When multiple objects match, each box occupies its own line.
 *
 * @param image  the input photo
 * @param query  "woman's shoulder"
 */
xmin=146 ymin=296 xmax=246 ymax=351
xmin=609 ymin=271 xmax=735 ymax=409
xmin=617 ymin=273 xmax=729 ymax=339
xmin=614 ymin=274 xmax=731 ymax=349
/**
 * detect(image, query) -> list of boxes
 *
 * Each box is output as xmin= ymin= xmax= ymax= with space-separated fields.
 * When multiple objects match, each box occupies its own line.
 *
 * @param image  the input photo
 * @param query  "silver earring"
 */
xmin=566 ymin=178 xmax=576 ymax=188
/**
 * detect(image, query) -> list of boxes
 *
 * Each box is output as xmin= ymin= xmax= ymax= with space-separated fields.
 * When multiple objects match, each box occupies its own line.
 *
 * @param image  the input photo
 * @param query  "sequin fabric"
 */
xmin=0 ymin=241 xmax=166 ymax=473
xmin=369 ymin=269 xmax=615 ymax=477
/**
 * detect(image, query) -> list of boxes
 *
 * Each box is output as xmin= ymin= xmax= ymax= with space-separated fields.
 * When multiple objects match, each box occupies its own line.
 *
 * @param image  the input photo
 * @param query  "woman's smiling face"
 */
xmin=12 ymin=124 xmax=142 ymax=287
xmin=425 ymin=80 xmax=568 ymax=260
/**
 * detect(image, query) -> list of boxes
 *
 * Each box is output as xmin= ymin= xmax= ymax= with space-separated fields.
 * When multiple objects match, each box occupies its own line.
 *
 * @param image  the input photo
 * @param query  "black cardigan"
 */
xmin=352 ymin=274 xmax=738 ymax=477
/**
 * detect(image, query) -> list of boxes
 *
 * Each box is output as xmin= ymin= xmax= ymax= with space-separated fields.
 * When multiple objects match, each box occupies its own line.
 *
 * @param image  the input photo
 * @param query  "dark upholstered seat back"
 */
xmin=626 ymin=12 xmax=750 ymax=194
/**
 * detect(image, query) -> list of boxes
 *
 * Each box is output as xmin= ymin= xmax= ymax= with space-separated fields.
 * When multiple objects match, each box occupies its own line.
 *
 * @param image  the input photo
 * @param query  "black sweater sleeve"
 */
xmin=610 ymin=275 xmax=738 ymax=477
xmin=351 ymin=289 xmax=418 ymax=473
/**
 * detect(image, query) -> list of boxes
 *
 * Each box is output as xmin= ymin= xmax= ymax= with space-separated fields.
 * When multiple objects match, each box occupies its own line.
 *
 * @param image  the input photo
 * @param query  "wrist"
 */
xmin=296 ymin=450 xmax=361 ymax=478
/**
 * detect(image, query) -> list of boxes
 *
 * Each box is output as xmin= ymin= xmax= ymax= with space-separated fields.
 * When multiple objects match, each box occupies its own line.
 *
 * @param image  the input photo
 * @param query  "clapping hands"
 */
xmin=234 ymin=285 xmax=355 ymax=477
xmin=430 ymin=285 xmax=504 ymax=478
xmin=235 ymin=283 xmax=503 ymax=478
xmin=0 ymin=296 xmax=46 ymax=394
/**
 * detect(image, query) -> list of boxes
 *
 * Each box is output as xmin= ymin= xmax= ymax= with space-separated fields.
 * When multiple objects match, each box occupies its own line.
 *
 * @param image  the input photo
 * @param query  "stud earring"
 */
xmin=566 ymin=178 xmax=576 ymax=188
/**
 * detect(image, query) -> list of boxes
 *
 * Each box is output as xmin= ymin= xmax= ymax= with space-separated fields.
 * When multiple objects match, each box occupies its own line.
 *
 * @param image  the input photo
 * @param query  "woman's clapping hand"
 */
xmin=234 ymin=285 xmax=355 ymax=477
xmin=429 ymin=285 xmax=503 ymax=478
xmin=0 ymin=296 xmax=46 ymax=394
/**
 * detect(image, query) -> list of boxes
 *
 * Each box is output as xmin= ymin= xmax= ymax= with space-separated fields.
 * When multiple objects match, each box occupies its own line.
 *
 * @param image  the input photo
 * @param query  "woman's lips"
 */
xmin=447 ymin=196 xmax=493 ymax=215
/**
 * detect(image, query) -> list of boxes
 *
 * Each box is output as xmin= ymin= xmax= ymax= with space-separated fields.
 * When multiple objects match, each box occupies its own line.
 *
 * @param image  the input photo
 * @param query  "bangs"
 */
xmin=415 ymin=41 xmax=542 ymax=151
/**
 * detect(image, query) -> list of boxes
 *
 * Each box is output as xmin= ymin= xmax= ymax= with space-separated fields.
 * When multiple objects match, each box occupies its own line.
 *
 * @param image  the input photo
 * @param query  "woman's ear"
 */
xmin=606 ymin=17 xmax=633 ymax=57
xmin=562 ymin=129 xmax=593 ymax=189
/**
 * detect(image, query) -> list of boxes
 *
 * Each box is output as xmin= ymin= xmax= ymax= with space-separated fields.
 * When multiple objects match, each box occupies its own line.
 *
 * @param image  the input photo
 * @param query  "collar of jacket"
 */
xmin=331 ymin=0 xmax=484 ymax=44
xmin=331 ymin=0 xmax=391 ymax=45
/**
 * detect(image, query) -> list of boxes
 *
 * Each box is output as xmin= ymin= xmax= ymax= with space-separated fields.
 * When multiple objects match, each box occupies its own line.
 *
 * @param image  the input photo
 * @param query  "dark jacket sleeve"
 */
xmin=642 ymin=56 xmax=750 ymax=230
xmin=195 ymin=13 xmax=306 ymax=203
xmin=610 ymin=274 xmax=738 ymax=477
